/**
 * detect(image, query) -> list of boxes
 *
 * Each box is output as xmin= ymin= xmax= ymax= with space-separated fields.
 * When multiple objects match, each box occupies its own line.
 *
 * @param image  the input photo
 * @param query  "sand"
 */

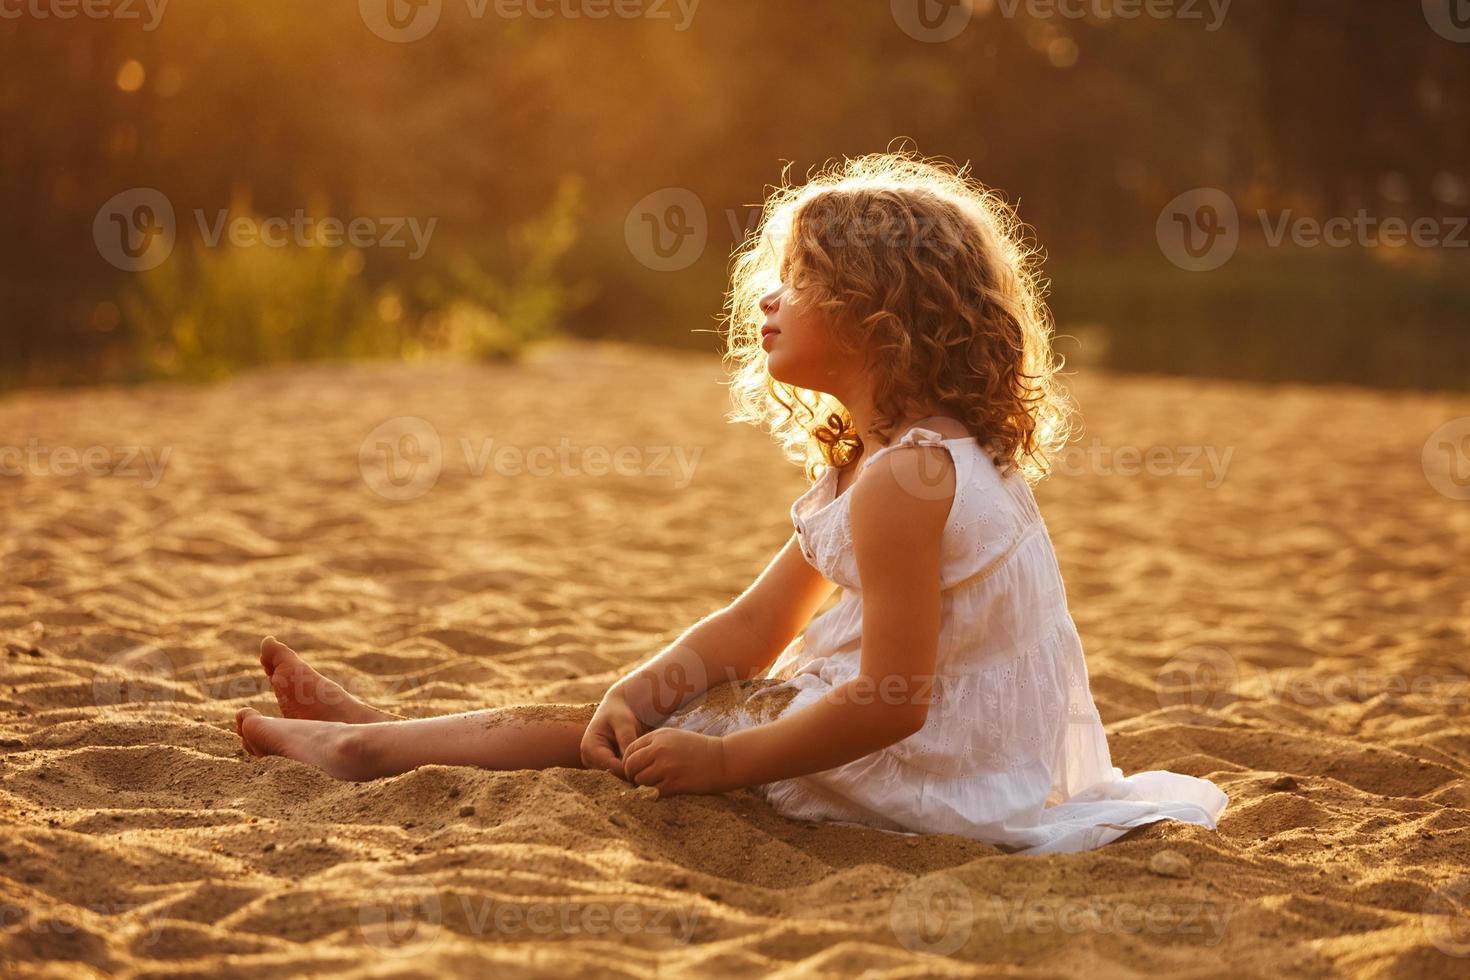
xmin=1 ymin=338 xmax=1467 ymax=977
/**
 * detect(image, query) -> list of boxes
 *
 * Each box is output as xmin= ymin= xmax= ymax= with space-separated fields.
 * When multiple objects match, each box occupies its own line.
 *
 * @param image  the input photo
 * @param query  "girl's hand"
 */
xmin=622 ymin=728 xmax=732 ymax=798
xmin=580 ymin=688 xmax=645 ymax=779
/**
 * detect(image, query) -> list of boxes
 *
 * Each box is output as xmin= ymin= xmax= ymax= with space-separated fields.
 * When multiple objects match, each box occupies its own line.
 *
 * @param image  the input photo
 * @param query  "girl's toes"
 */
xmin=259 ymin=635 xmax=286 ymax=675
xmin=236 ymin=707 xmax=263 ymax=756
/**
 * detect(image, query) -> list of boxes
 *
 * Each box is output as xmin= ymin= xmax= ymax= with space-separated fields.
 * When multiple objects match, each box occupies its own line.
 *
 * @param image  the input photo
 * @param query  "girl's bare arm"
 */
xmin=711 ymin=445 xmax=954 ymax=788
xmin=613 ymin=531 xmax=838 ymax=722
xmin=581 ymin=526 xmax=839 ymax=774
xmin=619 ymin=445 xmax=954 ymax=794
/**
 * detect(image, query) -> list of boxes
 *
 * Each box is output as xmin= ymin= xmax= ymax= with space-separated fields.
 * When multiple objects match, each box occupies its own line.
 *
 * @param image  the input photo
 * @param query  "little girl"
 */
xmin=235 ymin=151 xmax=1228 ymax=854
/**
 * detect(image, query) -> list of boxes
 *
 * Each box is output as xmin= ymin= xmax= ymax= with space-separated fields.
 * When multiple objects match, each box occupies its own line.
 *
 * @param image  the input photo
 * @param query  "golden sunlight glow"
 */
xmin=115 ymin=59 xmax=146 ymax=94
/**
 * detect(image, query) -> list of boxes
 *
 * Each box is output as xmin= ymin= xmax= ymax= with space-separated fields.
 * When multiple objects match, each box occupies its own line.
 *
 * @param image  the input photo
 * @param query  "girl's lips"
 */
xmin=761 ymin=330 xmax=778 ymax=347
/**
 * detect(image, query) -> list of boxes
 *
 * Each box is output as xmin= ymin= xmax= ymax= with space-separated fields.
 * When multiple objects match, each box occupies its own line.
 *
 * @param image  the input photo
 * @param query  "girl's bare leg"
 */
xmin=234 ymin=701 xmax=597 ymax=781
xmin=241 ymin=637 xmax=598 ymax=781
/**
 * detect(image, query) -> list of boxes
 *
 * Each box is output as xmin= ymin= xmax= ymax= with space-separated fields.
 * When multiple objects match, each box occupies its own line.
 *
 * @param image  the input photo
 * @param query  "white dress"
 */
xmin=658 ymin=426 xmax=1228 ymax=854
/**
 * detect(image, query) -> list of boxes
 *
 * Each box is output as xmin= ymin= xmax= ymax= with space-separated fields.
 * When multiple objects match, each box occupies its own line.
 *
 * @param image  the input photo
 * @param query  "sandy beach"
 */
xmin=1 ymin=339 xmax=1467 ymax=977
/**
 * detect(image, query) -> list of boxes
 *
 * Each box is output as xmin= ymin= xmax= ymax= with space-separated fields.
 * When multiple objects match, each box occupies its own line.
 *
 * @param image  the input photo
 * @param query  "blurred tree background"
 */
xmin=1 ymin=0 xmax=1466 ymax=389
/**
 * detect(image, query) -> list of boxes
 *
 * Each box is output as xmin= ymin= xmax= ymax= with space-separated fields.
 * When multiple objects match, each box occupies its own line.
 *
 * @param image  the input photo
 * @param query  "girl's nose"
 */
xmin=759 ymin=288 xmax=781 ymax=314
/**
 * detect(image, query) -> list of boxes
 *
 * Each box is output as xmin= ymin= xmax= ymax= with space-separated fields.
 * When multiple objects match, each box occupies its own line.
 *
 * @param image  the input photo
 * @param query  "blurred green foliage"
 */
xmin=122 ymin=243 xmax=383 ymax=382
xmin=1048 ymin=252 xmax=1470 ymax=390
xmin=1 ymin=1 xmax=1465 ymax=390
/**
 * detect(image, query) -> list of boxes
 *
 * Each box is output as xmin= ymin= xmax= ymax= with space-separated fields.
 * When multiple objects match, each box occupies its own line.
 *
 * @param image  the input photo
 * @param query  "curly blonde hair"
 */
xmin=721 ymin=148 xmax=1074 ymax=485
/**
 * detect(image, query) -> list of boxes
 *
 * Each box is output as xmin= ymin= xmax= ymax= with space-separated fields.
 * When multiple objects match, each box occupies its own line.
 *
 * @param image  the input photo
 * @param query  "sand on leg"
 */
xmin=235 ymin=701 xmax=598 ymax=781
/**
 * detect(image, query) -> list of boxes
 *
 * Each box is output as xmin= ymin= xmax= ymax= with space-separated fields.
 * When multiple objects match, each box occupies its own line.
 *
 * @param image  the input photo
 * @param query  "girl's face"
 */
xmin=758 ymin=268 xmax=845 ymax=393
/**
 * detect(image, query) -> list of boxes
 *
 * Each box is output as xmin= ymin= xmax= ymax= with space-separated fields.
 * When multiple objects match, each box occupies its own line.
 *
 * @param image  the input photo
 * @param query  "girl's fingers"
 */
xmin=623 ymin=743 xmax=655 ymax=780
xmin=613 ymin=717 xmax=641 ymax=757
xmin=580 ymin=722 xmax=624 ymax=773
xmin=581 ymin=735 xmax=620 ymax=775
xmin=624 ymin=730 xmax=654 ymax=754
xmin=636 ymin=765 xmax=666 ymax=789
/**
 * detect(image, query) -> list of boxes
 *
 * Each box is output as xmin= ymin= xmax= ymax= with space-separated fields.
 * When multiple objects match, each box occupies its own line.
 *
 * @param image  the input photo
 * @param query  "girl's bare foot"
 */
xmin=235 ymin=707 xmax=382 ymax=781
xmin=258 ymin=636 xmax=399 ymax=724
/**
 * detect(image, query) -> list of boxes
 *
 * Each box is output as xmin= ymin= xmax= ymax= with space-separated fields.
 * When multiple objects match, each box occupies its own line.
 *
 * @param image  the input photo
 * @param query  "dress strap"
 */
xmin=859 ymin=426 xmax=949 ymax=471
